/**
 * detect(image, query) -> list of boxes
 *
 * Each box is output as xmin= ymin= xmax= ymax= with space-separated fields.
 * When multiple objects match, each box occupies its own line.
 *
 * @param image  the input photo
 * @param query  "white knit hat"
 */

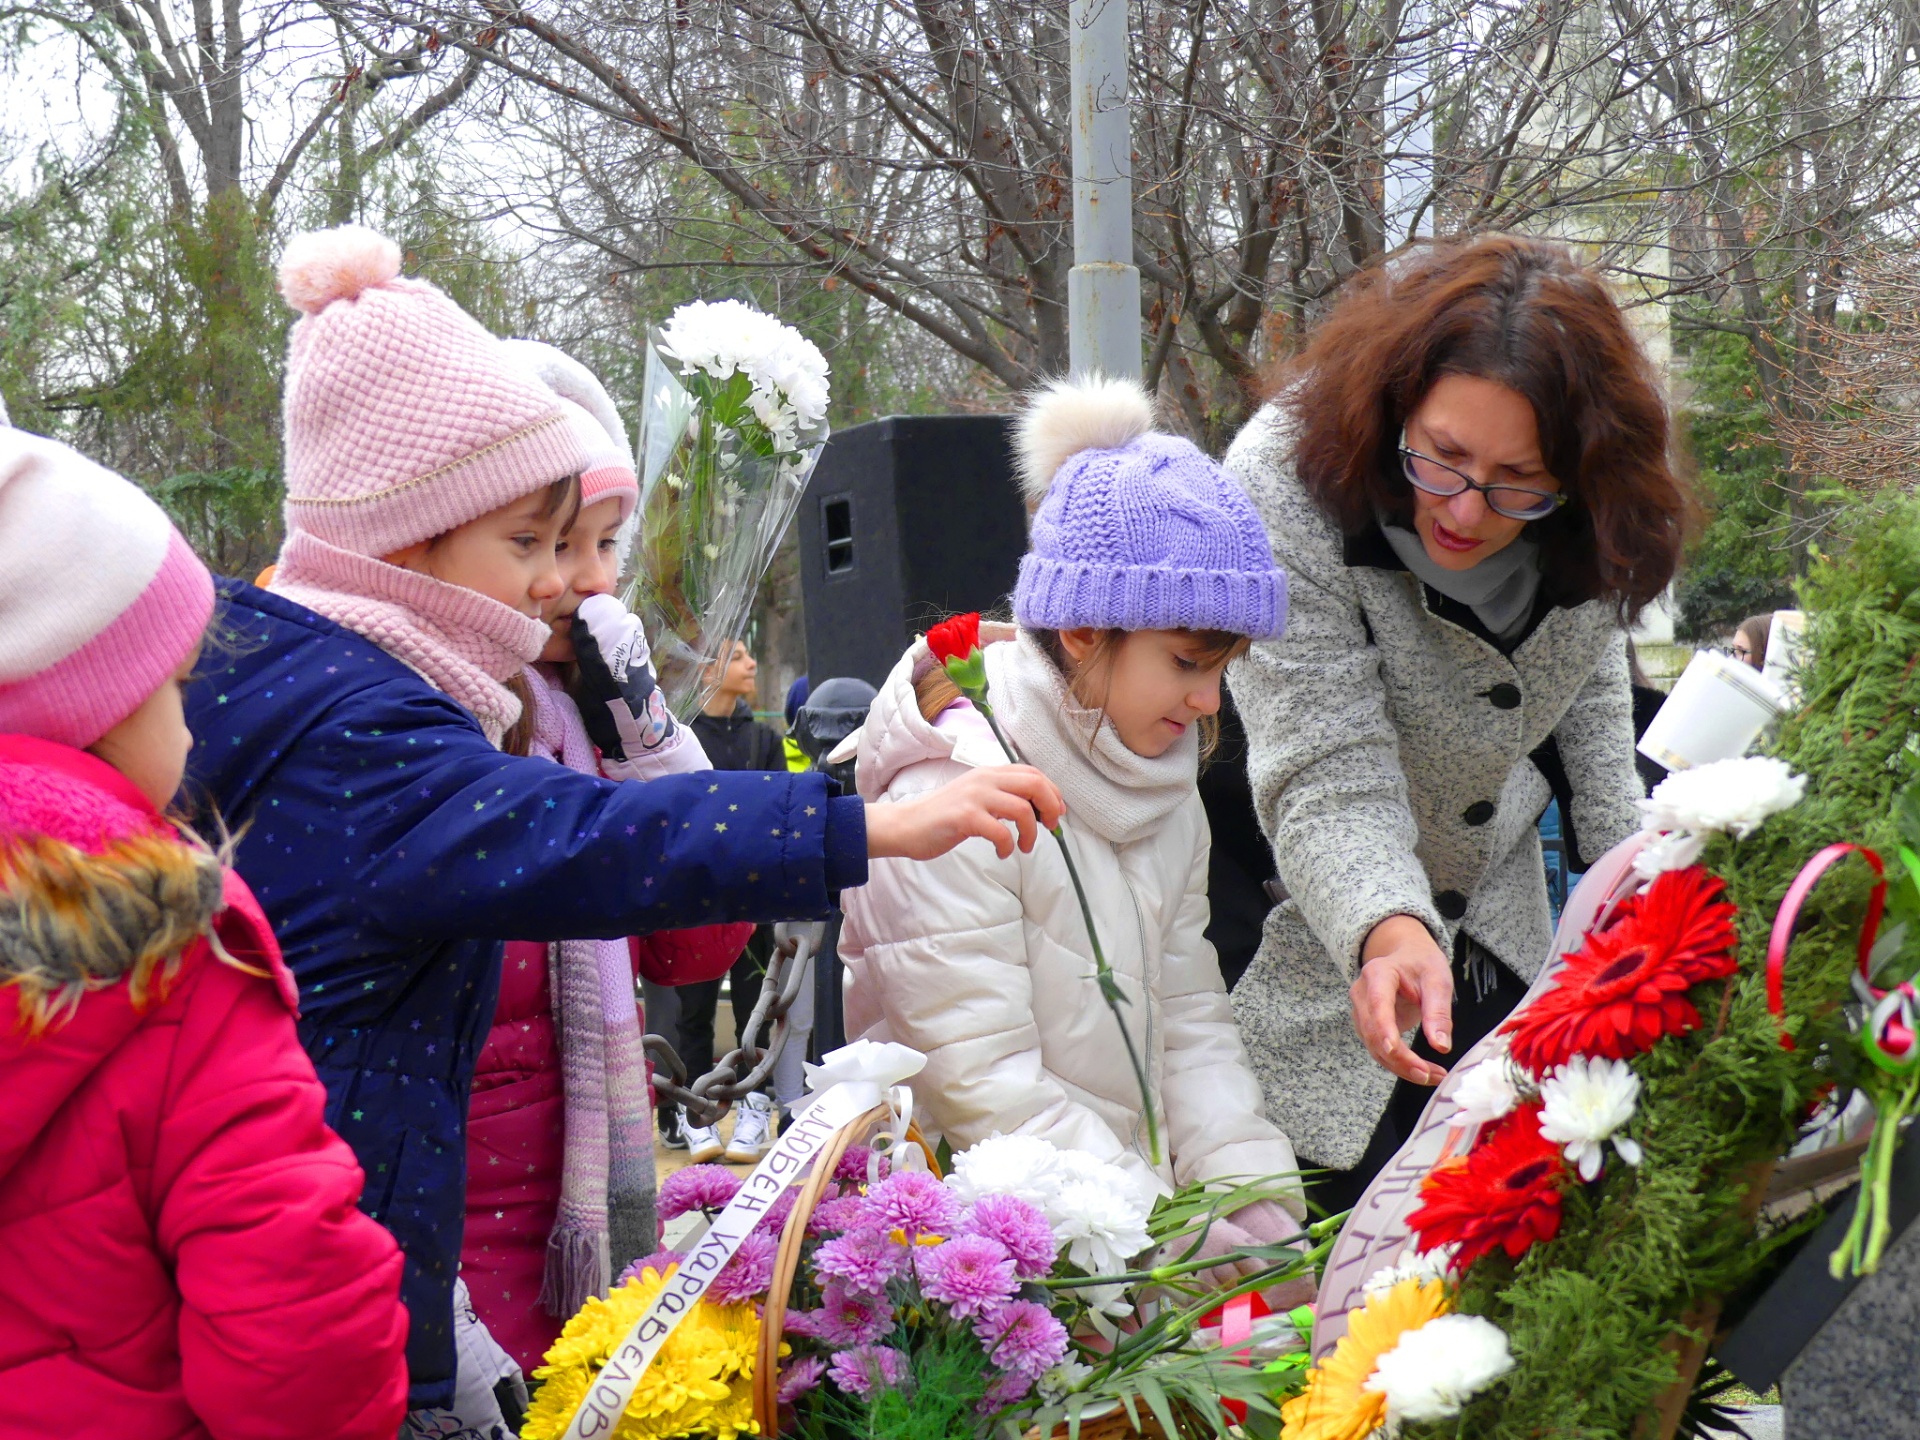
xmin=499 ymin=339 xmax=638 ymax=517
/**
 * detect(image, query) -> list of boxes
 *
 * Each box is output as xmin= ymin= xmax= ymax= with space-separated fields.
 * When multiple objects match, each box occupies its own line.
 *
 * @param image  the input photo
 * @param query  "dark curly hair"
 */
xmin=1265 ymin=235 xmax=1693 ymax=622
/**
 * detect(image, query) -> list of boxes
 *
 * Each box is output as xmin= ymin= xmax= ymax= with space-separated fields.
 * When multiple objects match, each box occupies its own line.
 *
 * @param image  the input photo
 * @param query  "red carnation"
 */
xmin=1503 ymin=865 xmax=1739 ymax=1075
xmin=1408 ymin=1101 xmax=1568 ymax=1271
xmin=926 ymin=612 xmax=983 ymax=666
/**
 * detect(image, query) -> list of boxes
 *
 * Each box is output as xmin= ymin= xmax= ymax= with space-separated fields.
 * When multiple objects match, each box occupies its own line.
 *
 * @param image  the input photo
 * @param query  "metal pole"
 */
xmin=1068 ymin=0 xmax=1141 ymax=382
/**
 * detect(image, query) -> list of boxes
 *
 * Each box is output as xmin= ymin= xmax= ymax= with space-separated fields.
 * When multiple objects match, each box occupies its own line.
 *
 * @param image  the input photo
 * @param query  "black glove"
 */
xmin=570 ymin=594 xmax=678 ymax=761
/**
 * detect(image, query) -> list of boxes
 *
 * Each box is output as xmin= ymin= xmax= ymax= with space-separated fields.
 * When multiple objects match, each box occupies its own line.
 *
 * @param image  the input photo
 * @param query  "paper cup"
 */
xmin=1638 ymin=648 xmax=1787 ymax=771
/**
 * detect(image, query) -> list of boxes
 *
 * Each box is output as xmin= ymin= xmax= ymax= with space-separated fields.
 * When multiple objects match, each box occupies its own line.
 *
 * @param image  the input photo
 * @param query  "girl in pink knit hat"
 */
xmin=0 ymin=429 xmax=410 ymax=1440
xmin=181 ymin=225 xmax=1064 ymax=1425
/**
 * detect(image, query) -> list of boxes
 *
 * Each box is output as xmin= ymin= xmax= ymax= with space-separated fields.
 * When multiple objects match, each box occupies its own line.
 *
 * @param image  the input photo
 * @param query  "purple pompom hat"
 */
xmin=1010 ymin=377 xmax=1286 ymax=639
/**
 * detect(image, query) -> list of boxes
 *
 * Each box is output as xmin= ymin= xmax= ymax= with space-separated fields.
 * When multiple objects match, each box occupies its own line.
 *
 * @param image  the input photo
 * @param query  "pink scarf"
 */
xmin=525 ymin=667 xmax=659 ymax=1314
xmin=272 ymin=531 xmax=548 ymax=745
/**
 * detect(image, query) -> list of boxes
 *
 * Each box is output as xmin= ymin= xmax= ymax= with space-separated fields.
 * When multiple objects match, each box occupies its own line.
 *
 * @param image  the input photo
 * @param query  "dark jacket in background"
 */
xmin=1198 ymin=689 xmax=1276 ymax=993
xmin=691 ymin=699 xmax=786 ymax=774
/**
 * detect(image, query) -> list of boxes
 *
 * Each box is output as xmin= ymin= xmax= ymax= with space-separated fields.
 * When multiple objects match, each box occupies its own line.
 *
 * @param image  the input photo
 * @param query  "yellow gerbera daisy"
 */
xmin=1280 ymin=1279 xmax=1450 ymax=1440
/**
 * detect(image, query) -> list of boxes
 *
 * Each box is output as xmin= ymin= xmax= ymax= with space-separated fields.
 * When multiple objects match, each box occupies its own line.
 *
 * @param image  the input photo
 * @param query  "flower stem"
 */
xmin=970 ymin=691 xmax=1162 ymax=1164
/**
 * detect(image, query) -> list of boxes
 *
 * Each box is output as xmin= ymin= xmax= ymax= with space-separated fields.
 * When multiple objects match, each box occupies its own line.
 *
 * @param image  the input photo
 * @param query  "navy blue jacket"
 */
xmin=184 ymin=582 xmax=864 ymax=1407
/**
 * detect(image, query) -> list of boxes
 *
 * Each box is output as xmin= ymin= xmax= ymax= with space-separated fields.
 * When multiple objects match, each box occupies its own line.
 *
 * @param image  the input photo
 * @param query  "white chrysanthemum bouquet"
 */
xmin=628 ymin=299 xmax=832 ymax=715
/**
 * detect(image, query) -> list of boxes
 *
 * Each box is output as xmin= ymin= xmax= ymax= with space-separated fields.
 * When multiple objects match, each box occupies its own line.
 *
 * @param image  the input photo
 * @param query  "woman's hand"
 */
xmin=1351 ymin=914 xmax=1454 ymax=1085
xmin=863 ymin=765 xmax=1067 ymax=861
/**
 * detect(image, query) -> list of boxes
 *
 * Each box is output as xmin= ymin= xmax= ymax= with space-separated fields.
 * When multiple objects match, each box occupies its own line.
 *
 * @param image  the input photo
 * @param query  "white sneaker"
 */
xmin=724 ymin=1092 xmax=776 ymax=1163
xmin=681 ymin=1107 xmax=724 ymax=1163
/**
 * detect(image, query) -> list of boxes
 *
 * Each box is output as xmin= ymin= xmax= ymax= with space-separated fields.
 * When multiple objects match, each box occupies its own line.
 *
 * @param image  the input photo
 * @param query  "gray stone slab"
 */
xmin=1731 ymin=1405 xmax=1783 ymax=1440
xmin=1780 ymin=1213 xmax=1920 ymax=1440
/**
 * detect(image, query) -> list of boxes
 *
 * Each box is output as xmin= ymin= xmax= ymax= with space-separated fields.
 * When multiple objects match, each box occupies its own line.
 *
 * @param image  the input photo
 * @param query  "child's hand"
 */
xmin=864 ymin=766 xmax=1066 ymax=861
xmin=1190 ymin=1200 xmax=1318 ymax=1308
xmin=571 ymin=594 xmax=677 ymax=760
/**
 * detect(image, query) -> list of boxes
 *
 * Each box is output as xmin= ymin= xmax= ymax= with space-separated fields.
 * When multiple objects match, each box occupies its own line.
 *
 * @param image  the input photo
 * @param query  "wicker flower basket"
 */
xmin=751 ymin=1103 xmax=941 ymax=1436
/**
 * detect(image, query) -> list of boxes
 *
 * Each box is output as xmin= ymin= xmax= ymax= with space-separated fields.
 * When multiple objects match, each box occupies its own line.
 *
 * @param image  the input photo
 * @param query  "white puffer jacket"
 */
xmin=838 ymin=632 xmax=1301 ymax=1210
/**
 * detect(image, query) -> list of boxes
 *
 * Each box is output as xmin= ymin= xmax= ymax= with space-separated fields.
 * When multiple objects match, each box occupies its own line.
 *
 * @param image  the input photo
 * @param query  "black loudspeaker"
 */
xmin=799 ymin=415 xmax=1028 ymax=688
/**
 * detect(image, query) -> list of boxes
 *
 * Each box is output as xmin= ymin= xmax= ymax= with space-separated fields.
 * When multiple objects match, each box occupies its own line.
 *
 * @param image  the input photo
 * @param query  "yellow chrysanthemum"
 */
xmin=524 ymin=1268 xmax=768 ymax=1440
xmin=1279 ymin=1279 xmax=1450 ymax=1440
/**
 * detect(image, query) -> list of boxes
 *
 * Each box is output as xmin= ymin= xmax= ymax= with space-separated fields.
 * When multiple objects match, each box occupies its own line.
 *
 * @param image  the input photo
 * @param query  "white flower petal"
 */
xmin=1614 ymin=1135 xmax=1644 ymax=1167
xmin=1538 ymin=1056 xmax=1641 ymax=1185
xmin=1638 ymin=757 xmax=1805 ymax=842
xmin=1450 ymin=1045 xmax=1524 ymax=1127
xmin=1631 ymin=829 xmax=1707 ymax=881
xmin=1365 ymin=1314 xmax=1514 ymax=1422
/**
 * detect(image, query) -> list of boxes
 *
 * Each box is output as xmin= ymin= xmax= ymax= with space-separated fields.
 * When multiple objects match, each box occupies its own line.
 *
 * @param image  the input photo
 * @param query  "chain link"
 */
xmin=645 ymin=929 xmax=811 ymax=1129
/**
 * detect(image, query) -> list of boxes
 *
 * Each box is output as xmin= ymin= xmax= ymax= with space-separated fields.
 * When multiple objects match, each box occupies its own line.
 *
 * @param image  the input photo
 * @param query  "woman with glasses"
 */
xmin=1222 ymin=235 xmax=1692 ymax=1210
xmin=1731 ymin=613 xmax=1772 ymax=671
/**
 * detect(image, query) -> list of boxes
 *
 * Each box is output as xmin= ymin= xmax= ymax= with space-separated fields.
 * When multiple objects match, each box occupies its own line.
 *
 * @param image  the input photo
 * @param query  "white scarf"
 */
xmin=983 ymin=632 xmax=1198 ymax=846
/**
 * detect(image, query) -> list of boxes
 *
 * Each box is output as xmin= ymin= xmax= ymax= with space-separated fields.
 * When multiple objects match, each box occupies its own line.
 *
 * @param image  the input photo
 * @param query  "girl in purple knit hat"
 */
xmin=838 ymin=376 xmax=1312 ymax=1297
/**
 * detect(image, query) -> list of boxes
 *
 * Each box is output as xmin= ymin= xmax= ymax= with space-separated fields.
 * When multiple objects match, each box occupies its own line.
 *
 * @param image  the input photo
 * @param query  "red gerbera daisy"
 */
xmin=1408 ymin=1101 xmax=1568 ymax=1271
xmin=1502 ymin=865 xmax=1739 ymax=1075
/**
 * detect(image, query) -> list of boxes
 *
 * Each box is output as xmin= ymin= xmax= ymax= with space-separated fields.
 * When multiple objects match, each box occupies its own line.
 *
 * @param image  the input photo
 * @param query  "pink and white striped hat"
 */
xmin=0 ymin=429 xmax=214 ymax=748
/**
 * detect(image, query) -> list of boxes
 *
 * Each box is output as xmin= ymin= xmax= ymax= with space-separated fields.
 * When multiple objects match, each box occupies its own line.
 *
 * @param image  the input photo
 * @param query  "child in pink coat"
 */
xmin=461 ymin=343 xmax=751 ymax=1374
xmin=0 ymin=428 xmax=409 ymax=1439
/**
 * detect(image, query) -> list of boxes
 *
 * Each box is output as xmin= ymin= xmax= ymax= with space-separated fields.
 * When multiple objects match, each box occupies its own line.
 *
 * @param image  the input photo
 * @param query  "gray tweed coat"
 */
xmin=1223 ymin=403 xmax=1643 ymax=1169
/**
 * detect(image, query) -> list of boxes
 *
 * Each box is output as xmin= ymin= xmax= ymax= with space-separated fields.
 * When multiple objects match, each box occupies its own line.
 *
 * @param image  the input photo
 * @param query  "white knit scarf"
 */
xmin=984 ymin=632 xmax=1198 ymax=845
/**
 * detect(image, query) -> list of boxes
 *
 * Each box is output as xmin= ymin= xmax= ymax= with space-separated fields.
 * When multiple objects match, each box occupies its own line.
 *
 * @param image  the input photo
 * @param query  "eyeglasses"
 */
xmin=1397 ymin=434 xmax=1567 ymax=522
xmin=1730 ymin=643 xmax=1755 ymax=661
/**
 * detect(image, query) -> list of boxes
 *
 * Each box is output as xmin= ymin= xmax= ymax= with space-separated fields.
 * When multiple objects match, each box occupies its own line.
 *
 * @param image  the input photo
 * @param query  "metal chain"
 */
xmin=645 ymin=929 xmax=812 ymax=1128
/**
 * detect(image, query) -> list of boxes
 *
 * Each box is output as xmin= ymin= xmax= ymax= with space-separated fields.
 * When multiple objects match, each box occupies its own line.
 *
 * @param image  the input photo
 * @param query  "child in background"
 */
xmin=182 ymin=226 xmax=1063 ymax=1416
xmin=670 ymin=635 xmax=789 ymax=1163
xmin=0 ymin=430 xmax=408 ymax=1439
xmin=461 ymin=341 xmax=750 ymax=1381
xmin=840 ymin=378 xmax=1309 ymax=1291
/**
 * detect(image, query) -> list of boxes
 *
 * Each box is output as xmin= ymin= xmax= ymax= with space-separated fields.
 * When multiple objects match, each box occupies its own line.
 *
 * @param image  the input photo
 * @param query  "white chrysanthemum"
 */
xmin=1361 ymin=1246 xmax=1455 ymax=1301
xmin=1450 ymin=1045 xmax=1525 ymax=1128
xmin=1639 ymin=757 xmax=1806 ymax=841
xmin=655 ymin=298 xmax=830 ymax=448
xmin=1537 ymin=1056 xmax=1644 ymax=1181
xmin=1365 ymin=1314 xmax=1514 ymax=1422
xmin=1631 ymin=828 xmax=1709 ymax=881
xmin=947 ymin=1133 xmax=1068 ymax=1209
xmin=948 ymin=1134 xmax=1153 ymax=1276
xmin=1051 ymin=1177 xmax=1154 ymax=1276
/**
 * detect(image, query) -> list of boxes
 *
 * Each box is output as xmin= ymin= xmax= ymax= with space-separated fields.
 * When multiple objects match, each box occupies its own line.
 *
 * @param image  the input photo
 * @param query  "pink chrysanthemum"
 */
xmin=777 ymin=1354 xmax=828 ymax=1404
xmin=978 ymin=1372 xmax=1035 ymax=1413
xmin=963 ymin=1194 xmax=1057 ymax=1279
xmin=708 ymin=1230 xmax=778 ymax=1303
xmin=616 ymin=1249 xmax=684 ymax=1285
xmin=974 ymin=1299 xmax=1070 ymax=1381
xmin=835 ymin=1146 xmax=889 ymax=1186
xmin=782 ymin=1306 xmax=820 ymax=1339
xmin=867 ymin=1170 xmax=959 ymax=1239
xmin=813 ymin=1226 xmax=909 ymax=1295
xmin=809 ymin=1194 xmax=873 ymax=1236
xmin=917 ymin=1234 xmax=1019 ymax=1319
xmin=753 ymin=1189 xmax=800 ymax=1237
xmin=811 ymin=1277 xmax=897 ymax=1346
xmin=827 ymin=1344 xmax=912 ymax=1399
xmin=658 ymin=1164 xmax=741 ymax=1219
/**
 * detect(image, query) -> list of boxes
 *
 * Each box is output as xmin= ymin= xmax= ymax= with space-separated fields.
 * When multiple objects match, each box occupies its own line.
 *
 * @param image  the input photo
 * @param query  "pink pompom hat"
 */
xmin=0 ymin=429 xmax=214 ymax=749
xmin=277 ymin=226 xmax=591 ymax=557
xmin=499 ymin=338 xmax=638 ymax=518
